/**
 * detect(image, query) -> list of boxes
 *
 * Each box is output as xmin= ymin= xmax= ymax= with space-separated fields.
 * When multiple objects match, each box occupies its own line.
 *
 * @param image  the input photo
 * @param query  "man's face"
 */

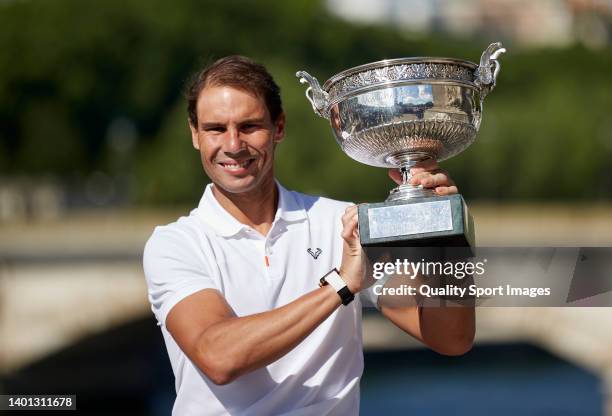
xmin=190 ymin=85 xmax=285 ymax=195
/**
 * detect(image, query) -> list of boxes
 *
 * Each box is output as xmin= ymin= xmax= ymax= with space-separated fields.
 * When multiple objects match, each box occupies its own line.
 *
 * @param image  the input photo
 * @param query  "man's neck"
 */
xmin=211 ymin=176 xmax=278 ymax=237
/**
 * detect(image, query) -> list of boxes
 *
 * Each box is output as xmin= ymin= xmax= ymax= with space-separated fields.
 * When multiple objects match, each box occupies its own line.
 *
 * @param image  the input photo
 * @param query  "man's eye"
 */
xmin=205 ymin=127 xmax=225 ymax=133
xmin=241 ymin=124 xmax=259 ymax=132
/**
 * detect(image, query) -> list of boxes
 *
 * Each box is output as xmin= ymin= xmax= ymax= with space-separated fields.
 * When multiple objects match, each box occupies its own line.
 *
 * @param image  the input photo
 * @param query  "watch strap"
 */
xmin=319 ymin=268 xmax=354 ymax=306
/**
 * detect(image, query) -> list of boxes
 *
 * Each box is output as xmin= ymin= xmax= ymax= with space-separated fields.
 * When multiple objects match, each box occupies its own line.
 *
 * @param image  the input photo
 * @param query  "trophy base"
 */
xmin=358 ymin=194 xmax=475 ymax=253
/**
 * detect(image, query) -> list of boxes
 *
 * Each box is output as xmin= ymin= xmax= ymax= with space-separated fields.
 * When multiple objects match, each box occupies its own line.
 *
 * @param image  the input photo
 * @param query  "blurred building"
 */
xmin=327 ymin=0 xmax=612 ymax=49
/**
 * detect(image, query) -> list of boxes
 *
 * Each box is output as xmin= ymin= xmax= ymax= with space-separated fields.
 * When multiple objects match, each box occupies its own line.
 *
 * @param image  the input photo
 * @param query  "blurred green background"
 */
xmin=1 ymin=0 xmax=611 ymax=210
xmin=1 ymin=1 xmax=612 ymax=415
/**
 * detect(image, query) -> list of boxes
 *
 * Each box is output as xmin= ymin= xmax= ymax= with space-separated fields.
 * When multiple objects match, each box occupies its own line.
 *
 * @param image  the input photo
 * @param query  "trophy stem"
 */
xmin=401 ymin=167 xmax=410 ymax=185
xmin=386 ymin=152 xmax=437 ymax=202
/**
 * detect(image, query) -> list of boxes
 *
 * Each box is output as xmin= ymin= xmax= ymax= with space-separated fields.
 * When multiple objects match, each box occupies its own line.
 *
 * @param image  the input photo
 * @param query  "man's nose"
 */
xmin=225 ymin=127 xmax=245 ymax=153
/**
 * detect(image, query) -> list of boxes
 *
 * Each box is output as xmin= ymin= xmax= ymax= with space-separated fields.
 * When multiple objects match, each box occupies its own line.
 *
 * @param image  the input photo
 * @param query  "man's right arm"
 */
xmin=166 ymin=205 xmax=365 ymax=386
xmin=166 ymin=284 xmax=342 ymax=385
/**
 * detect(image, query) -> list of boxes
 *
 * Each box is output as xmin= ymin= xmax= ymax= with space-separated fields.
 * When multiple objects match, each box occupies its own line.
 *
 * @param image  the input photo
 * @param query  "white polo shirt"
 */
xmin=143 ymin=181 xmax=371 ymax=416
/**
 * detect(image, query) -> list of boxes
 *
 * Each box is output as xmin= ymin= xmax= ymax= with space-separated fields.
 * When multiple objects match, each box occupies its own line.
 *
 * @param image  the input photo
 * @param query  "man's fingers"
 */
xmin=388 ymin=169 xmax=403 ymax=185
xmin=409 ymin=170 xmax=454 ymax=188
xmin=409 ymin=159 xmax=439 ymax=174
xmin=341 ymin=206 xmax=358 ymax=235
xmin=435 ymin=185 xmax=459 ymax=196
xmin=341 ymin=215 xmax=359 ymax=241
xmin=342 ymin=205 xmax=358 ymax=223
xmin=341 ymin=206 xmax=359 ymax=240
xmin=391 ymin=163 xmax=442 ymax=185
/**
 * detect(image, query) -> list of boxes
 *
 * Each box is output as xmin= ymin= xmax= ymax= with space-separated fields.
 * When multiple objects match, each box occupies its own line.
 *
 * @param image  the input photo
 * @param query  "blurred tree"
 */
xmin=136 ymin=101 xmax=204 ymax=204
xmin=0 ymin=0 xmax=611 ymax=204
xmin=16 ymin=100 xmax=85 ymax=174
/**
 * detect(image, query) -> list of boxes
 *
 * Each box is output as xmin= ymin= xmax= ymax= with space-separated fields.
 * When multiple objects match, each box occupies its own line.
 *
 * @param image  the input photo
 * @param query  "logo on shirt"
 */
xmin=307 ymin=248 xmax=322 ymax=259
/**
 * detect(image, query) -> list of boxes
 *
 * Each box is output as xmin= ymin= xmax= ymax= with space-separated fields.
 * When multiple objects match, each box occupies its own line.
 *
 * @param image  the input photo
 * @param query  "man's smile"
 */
xmin=217 ymin=157 xmax=257 ymax=174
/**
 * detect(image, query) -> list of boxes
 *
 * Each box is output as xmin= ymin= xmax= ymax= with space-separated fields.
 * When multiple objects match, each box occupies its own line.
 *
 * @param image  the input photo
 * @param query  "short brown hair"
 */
xmin=186 ymin=55 xmax=283 ymax=127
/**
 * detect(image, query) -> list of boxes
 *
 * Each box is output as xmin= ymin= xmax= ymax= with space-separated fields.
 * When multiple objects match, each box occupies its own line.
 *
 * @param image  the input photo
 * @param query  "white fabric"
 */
xmin=143 ymin=181 xmax=372 ymax=416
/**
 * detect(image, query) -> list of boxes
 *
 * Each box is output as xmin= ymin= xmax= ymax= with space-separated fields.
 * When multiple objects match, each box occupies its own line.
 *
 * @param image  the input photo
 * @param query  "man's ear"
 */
xmin=273 ymin=113 xmax=286 ymax=144
xmin=189 ymin=119 xmax=200 ymax=150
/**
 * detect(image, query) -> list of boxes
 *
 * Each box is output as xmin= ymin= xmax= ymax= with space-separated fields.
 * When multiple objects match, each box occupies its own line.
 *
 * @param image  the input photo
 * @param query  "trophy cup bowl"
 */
xmin=297 ymin=43 xmax=506 ymax=249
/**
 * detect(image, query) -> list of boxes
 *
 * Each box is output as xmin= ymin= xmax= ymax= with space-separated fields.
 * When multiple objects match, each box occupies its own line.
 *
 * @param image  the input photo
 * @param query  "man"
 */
xmin=143 ymin=55 xmax=474 ymax=415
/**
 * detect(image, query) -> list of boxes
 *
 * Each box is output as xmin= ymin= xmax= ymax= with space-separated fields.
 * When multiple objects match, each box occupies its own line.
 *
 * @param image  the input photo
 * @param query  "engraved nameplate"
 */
xmin=367 ymin=200 xmax=453 ymax=239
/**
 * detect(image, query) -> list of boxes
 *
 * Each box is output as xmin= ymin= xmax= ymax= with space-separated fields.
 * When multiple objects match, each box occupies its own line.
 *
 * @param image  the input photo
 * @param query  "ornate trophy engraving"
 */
xmin=297 ymin=43 xmax=506 ymax=249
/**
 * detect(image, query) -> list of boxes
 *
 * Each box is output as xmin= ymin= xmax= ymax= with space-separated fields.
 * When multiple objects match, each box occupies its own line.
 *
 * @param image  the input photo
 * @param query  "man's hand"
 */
xmin=388 ymin=159 xmax=458 ymax=196
xmin=339 ymin=205 xmax=366 ymax=294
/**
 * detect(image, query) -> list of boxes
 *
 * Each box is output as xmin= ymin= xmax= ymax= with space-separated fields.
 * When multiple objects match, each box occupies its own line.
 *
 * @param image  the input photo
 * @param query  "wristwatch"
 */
xmin=319 ymin=268 xmax=354 ymax=305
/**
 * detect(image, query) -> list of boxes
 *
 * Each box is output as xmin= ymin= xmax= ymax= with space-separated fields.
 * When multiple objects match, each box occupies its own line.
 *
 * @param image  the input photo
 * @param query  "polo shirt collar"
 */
xmin=274 ymin=180 xmax=307 ymax=223
xmin=197 ymin=180 xmax=307 ymax=238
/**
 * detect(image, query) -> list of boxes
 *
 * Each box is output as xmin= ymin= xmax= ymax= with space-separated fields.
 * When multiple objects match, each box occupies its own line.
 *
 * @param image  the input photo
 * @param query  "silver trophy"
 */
xmin=297 ymin=43 xmax=506 ymax=249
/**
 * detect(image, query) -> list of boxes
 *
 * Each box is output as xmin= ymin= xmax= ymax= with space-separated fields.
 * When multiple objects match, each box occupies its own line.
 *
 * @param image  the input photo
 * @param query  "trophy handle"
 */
xmin=296 ymin=70 xmax=330 ymax=119
xmin=474 ymin=42 xmax=506 ymax=98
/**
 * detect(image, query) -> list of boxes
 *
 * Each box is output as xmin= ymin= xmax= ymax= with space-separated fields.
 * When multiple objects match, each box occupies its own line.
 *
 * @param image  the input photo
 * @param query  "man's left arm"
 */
xmin=380 ymin=164 xmax=475 ymax=356
xmin=380 ymin=299 xmax=475 ymax=356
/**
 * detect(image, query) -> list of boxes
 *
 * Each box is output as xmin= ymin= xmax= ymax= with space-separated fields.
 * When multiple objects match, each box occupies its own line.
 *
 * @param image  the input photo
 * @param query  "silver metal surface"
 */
xmin=296 ymin=71 xmax=330 ymax=119
xmin=367 ymin=200 xmax=453 ymax=239
xmin=296 ymin=42 xmax=505 ymax=166
xmin=330 ymin=83 xmax=481 ymax=166
xmin=388 ymin=183 xmax=436 ymax=201
xmin=297 ymin=42 xmax=505 ymax=202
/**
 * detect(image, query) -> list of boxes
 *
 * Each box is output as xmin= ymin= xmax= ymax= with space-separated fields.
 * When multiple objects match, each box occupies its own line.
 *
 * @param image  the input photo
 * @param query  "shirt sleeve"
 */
xmin=358 ymin=285 xmax=379 ymax=309
xmin=143 ymin=227 xmax=218 ymax=327
xmin=359 ymin=273 xmax=395 ymax=310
